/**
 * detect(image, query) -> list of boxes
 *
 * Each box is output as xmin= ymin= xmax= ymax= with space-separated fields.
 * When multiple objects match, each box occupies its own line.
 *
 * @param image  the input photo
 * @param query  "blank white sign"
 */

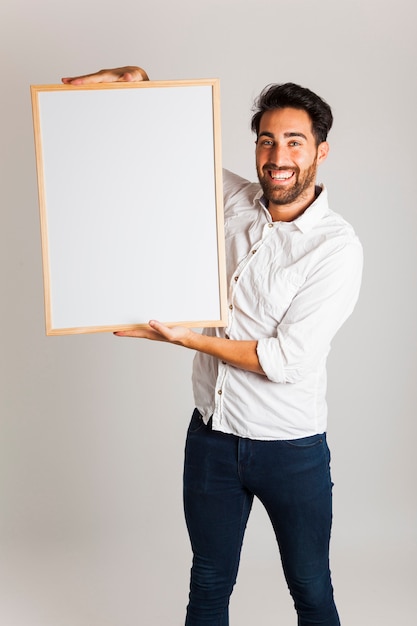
xmin=31 ymin=80 xmax=227 ymax=335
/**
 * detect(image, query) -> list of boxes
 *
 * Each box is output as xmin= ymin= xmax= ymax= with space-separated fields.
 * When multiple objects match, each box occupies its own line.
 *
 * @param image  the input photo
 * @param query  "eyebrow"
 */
xmin=258 ymin=131 xmax=308 ymax=140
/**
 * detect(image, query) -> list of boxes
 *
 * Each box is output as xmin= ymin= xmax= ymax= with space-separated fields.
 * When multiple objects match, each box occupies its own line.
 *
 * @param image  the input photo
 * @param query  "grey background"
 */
xmin=1 ymin=0 xmax=416 ymax=624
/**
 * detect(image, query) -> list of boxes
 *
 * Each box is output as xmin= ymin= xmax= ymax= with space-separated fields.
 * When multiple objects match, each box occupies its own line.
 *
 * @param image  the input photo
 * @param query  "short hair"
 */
xmin=251 ymin=82 xmax=333 ymax=145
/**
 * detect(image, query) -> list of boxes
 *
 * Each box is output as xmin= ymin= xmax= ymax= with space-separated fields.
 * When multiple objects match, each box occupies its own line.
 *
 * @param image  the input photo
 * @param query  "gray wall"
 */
xmin=1 ymin=0 xmax=416 ymax=624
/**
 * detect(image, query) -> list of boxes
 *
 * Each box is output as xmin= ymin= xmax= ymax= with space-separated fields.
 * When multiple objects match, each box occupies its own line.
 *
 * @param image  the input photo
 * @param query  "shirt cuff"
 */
xmin=256 ymin=337 xmax=286 ymax=383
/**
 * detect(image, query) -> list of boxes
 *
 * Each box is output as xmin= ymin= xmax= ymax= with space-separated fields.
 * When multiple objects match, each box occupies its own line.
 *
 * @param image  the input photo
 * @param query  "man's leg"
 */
xmin=243 ymin=433 xmax=340 ymax=626
xmin=183 ymin=410 xmax=253 ymax=626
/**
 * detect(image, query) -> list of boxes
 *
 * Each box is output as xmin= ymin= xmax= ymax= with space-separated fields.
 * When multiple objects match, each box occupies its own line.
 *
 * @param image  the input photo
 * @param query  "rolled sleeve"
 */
xmin=257 ymin=240 xmax=363 ymax=384
xmin=257 ymin=337 xmax=286 ymax=383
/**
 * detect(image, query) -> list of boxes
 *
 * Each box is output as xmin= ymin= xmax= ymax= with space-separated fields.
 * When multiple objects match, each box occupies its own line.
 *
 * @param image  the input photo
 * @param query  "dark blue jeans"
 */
xmin=183 ymin=409 xmax=340 ymax=625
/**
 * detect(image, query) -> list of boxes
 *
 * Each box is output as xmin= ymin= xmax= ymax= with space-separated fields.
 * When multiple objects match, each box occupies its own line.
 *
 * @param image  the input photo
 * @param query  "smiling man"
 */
xmin=63 ymin=68 xmax=363 ymax=625
xmin=253 ymin=86 xmax=330 ymax=221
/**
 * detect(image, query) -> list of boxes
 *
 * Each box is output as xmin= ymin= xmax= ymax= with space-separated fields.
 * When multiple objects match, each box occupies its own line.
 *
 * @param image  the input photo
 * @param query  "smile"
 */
xmin=268 ymin=170 xmax=295 ymax=181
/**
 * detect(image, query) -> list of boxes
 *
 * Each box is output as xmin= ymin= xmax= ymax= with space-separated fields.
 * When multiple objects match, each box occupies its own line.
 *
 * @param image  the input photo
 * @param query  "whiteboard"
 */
xmin=31 ymin=80 xmax=227 ymax=335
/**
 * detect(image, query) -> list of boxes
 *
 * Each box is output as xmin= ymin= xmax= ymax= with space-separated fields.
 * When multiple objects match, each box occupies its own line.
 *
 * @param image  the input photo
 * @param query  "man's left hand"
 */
xmin=114 ymin=319 xmax=193 ymax=346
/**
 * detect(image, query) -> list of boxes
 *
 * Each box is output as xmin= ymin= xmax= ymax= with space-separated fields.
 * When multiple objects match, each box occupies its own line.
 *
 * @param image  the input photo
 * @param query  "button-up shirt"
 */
xmin=192 ymin=169 xmax=363 ymax=440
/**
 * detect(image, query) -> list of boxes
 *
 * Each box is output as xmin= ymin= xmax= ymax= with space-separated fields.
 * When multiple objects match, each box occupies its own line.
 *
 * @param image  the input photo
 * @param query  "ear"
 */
xmin=317 ymin=141 xmax=329 ymax=164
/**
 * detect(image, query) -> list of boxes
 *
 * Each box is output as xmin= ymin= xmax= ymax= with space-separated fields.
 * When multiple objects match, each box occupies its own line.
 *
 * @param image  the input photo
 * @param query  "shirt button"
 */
xmin=218 ymin=389 xmax=222 ymax=395
xmin=268 ymin=223 xmax=273 ymax=229
xmin=252 ymin=249 xmax=257 ymax=254
xmin=229 ymin=304 xmax=233 ymax=310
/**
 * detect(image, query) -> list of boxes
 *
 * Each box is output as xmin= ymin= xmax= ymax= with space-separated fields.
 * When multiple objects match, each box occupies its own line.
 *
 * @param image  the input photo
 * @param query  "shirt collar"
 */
xmin=256 ymin=184 xmax=329 ymax=233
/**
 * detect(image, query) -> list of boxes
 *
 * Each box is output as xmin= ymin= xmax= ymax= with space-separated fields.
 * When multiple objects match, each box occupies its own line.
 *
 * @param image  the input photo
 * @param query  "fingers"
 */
xmin=61 ymin=66 xmax=149 ymax=85
xmin=114 ymin=320 xmax=193 ymax=347
xmin=113 ymin=326 xmax=166 ymax=341
xmin=148 ymin=319 xmax=167 ymax=334
xmin=113 ymin=320 xmax=168 ymax=341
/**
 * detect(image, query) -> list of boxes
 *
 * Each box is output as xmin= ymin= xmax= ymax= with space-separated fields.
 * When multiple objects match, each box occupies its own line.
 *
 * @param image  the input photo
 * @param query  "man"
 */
xmin=63 ymin=67 xmax=363 ymax=625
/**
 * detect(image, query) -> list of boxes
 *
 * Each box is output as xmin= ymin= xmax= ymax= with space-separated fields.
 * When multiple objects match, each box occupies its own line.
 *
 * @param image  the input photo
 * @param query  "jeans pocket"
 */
xmin=284 ymin=433 xmax=325 ymax=448
xmin=187 ymin=408 xmax=206 ymax=434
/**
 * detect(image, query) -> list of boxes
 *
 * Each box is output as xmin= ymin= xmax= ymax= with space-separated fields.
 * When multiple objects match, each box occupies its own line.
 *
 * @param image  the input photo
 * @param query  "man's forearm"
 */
xmin=183 ymin=332 xmax=265 ymax=375
xmin=115 ymin=321 xmax=265 ymax=375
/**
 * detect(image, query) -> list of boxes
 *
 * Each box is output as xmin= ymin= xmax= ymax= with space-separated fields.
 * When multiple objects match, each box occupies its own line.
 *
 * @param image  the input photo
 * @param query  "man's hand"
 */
xmin=62 ymin=66 xmax=149 ymax=85
xmin=114 ymin=319 xmax=193 ymax=346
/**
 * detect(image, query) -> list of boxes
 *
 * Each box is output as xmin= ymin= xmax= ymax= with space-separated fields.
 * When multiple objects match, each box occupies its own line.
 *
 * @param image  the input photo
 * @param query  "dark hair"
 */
xmin=251 ymin=83 xmax=333 ymax=145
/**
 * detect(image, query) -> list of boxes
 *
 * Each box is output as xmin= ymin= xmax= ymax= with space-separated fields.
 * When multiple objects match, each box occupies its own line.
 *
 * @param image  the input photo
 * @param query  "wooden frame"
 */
xmin=31 ymin=80 xmax=227 ymax=335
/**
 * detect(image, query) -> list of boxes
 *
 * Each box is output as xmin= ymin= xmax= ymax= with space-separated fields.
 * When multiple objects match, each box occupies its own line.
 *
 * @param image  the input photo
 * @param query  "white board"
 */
xmin=31 ymin=80 xmax=227 ymax=335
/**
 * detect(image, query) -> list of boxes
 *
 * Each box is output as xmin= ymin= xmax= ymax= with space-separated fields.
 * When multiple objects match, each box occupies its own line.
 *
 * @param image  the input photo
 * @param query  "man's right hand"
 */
xmin=61 ymin=66 xmax=149 ymax=85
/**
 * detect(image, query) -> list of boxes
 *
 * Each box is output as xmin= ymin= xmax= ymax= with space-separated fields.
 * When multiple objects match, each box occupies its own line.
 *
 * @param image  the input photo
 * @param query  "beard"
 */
xmin=257 ymin=157 xmax=318 ymax=206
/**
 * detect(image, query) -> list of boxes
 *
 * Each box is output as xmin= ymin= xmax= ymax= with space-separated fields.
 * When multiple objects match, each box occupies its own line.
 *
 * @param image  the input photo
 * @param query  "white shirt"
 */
xmin=192 ymin=169 xmax=363 ymax=440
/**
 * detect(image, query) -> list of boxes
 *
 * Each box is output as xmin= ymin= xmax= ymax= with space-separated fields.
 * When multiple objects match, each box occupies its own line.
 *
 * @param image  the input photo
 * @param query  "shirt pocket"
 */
xmin=256 ymin=267 xmax=305 ymax=323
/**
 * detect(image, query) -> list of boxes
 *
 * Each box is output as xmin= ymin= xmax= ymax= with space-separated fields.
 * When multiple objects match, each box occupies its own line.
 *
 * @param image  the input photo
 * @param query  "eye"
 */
xmin=260 ymin=139 xmax=273 ymax=147
xmin=289 ymin=140 xmax=301 ymax=147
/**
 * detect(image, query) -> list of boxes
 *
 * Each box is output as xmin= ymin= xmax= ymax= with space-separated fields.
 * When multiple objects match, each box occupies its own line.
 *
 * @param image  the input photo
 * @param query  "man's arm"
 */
xmin=257 ymin=240 xmax=363 ymax=384
xmin=62 ymin=66 xmax=149 ymax=85
xmin=115 ymin=322 xmax=265 ymax=376
xmin=114 ymin=236 xmax=362 ymax=381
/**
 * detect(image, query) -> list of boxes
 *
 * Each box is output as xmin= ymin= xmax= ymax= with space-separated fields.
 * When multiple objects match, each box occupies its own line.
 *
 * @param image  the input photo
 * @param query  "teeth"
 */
xmin=271 ymin=171 xmax=293 ymax=180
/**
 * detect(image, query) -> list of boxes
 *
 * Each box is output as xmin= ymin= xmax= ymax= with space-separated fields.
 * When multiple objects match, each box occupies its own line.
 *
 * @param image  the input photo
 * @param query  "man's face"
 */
xmin=255 ymin=107 xmax=328 ymax=217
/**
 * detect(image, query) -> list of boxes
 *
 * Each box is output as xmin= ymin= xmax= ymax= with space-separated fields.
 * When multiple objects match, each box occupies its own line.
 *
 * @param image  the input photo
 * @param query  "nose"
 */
xmin=269 ymin=143 xmax=290 ymax=166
